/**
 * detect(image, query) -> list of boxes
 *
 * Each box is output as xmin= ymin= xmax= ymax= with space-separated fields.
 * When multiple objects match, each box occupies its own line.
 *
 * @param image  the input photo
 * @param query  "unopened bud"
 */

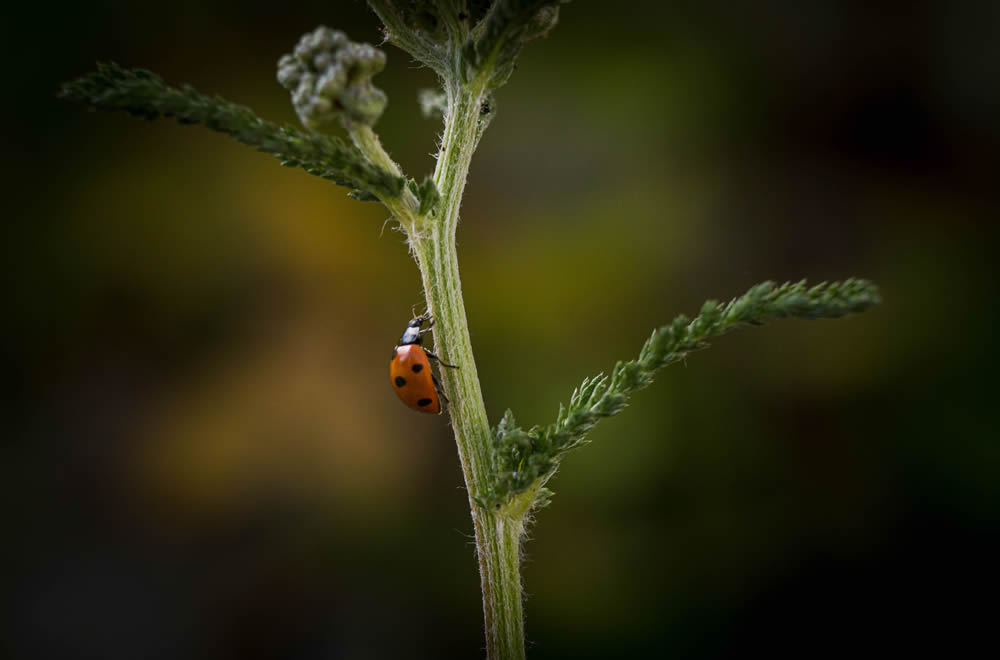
xmin=277 ymin=26 xmax=388 ymax=129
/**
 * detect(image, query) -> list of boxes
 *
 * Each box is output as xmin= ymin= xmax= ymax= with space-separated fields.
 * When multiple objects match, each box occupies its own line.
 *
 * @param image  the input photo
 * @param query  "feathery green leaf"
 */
xmin=59 ymin=62 xmax=405 ymax=199
xmin=479 ymin=279 xmax=880 ymax=511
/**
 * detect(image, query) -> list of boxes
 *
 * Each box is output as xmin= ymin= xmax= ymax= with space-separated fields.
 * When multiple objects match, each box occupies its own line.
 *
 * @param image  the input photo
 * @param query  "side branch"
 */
xmin=59 ymin=62 xmax=406 ymax=200
xmin=481 ymin=279 xmax=881 ymax=511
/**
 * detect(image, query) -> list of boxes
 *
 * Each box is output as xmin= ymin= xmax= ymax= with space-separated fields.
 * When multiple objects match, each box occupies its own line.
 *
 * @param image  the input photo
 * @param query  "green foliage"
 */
xmin=478 ymin=279 xmax=881 ymax=511
xmin=466 ymin=0 xmax=567 ymax=87
xmin=366 ymin=0 xmax=455 ymax=73
xmin=59 ymin=2 xmax=566 ymax=212
xmin=277 ymin=26 xmax=388 ymax=129
xmin=59 ymin=62 xmax=405 ymax=200
xmin=368 ymin=1 xmax=565 ymax=88
xmin=412 ymin=176 xmax=442 ymax=214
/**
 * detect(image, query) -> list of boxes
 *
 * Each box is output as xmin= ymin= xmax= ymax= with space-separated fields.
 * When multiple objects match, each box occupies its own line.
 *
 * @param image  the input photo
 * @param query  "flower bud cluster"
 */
xmin=277 ymin=26 xmax=388 ymax=129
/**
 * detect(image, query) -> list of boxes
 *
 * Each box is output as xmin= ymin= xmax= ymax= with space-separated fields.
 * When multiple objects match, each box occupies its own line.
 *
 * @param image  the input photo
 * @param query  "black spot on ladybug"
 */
xmin=417 ymin=398 xmax=432 ymax=407
xmin=395 ymin=376 xmax=407 ymax=387
xmin=412 ymin=363 xmax=424 ymax=373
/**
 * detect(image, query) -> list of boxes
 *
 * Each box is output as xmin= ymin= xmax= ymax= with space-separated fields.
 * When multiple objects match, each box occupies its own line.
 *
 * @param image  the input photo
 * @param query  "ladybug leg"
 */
xmin=425 ymin=350 xmax=458 ymax=369
xmin=432 ymin=373 xmax=450 ymax=404
xmin=417 ymin=317 xmax=435 ymax=336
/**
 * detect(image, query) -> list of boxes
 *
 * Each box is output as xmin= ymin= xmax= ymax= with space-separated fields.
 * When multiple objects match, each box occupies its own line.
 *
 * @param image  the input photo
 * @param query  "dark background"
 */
xmin=4 ymin=1 xmax=998 ymax=657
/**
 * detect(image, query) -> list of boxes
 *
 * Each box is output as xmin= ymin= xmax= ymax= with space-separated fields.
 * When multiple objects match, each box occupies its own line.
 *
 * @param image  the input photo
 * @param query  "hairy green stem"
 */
xmin=410 ymin=77 xmax=525 ymax=659
xmin=348 ymin=124 xmax=421 ymax=224
xmin=350 ymin=57 xmax=523 ymax=658
xmin=350 ymin=124 xmax=403 ymax=178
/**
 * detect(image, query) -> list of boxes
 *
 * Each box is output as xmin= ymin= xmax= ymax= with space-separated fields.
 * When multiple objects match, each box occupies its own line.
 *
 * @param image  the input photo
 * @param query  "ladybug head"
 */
xmin=399 ymin=314 xmax=432 ymax=345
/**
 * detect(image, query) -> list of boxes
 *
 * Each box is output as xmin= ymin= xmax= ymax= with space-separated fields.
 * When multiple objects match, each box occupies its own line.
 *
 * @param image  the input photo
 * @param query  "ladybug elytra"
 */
xmin=390 ymin=314 xmax=457 ymax=414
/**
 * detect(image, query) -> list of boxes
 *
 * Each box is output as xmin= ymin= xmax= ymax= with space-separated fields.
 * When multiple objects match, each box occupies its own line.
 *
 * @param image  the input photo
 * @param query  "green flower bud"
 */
xmin=277 ymin=26 xmax=388 ymax=129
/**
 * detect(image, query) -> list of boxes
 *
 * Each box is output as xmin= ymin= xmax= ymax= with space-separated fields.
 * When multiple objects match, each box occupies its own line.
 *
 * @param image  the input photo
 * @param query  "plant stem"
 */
xmin=410 ymin=78 xmax=527 ymax=659
xmin=348 ymin=124 xmax=420 ymax=224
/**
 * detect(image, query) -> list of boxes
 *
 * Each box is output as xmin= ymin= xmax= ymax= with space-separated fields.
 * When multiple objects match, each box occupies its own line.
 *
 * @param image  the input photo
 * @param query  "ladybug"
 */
xmin=390 ymin=314 xmax=457 ymax=414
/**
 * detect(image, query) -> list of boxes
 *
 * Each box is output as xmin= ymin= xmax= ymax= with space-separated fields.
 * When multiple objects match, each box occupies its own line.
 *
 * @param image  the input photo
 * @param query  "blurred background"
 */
xmin=4 ymin=0 xmax=998 ymax=657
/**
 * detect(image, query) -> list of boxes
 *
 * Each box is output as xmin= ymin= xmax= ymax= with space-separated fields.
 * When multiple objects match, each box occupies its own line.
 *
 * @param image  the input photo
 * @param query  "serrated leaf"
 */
xmin=479 ymin=279 xmax=880 ymax=511
xmin=60 ymin=63 xmax=406 ymax=199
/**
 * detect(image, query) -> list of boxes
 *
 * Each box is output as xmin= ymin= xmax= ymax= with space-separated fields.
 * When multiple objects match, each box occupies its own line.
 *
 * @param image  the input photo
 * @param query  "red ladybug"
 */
xmin=390 ymin=314 xmax=457 ymax=414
